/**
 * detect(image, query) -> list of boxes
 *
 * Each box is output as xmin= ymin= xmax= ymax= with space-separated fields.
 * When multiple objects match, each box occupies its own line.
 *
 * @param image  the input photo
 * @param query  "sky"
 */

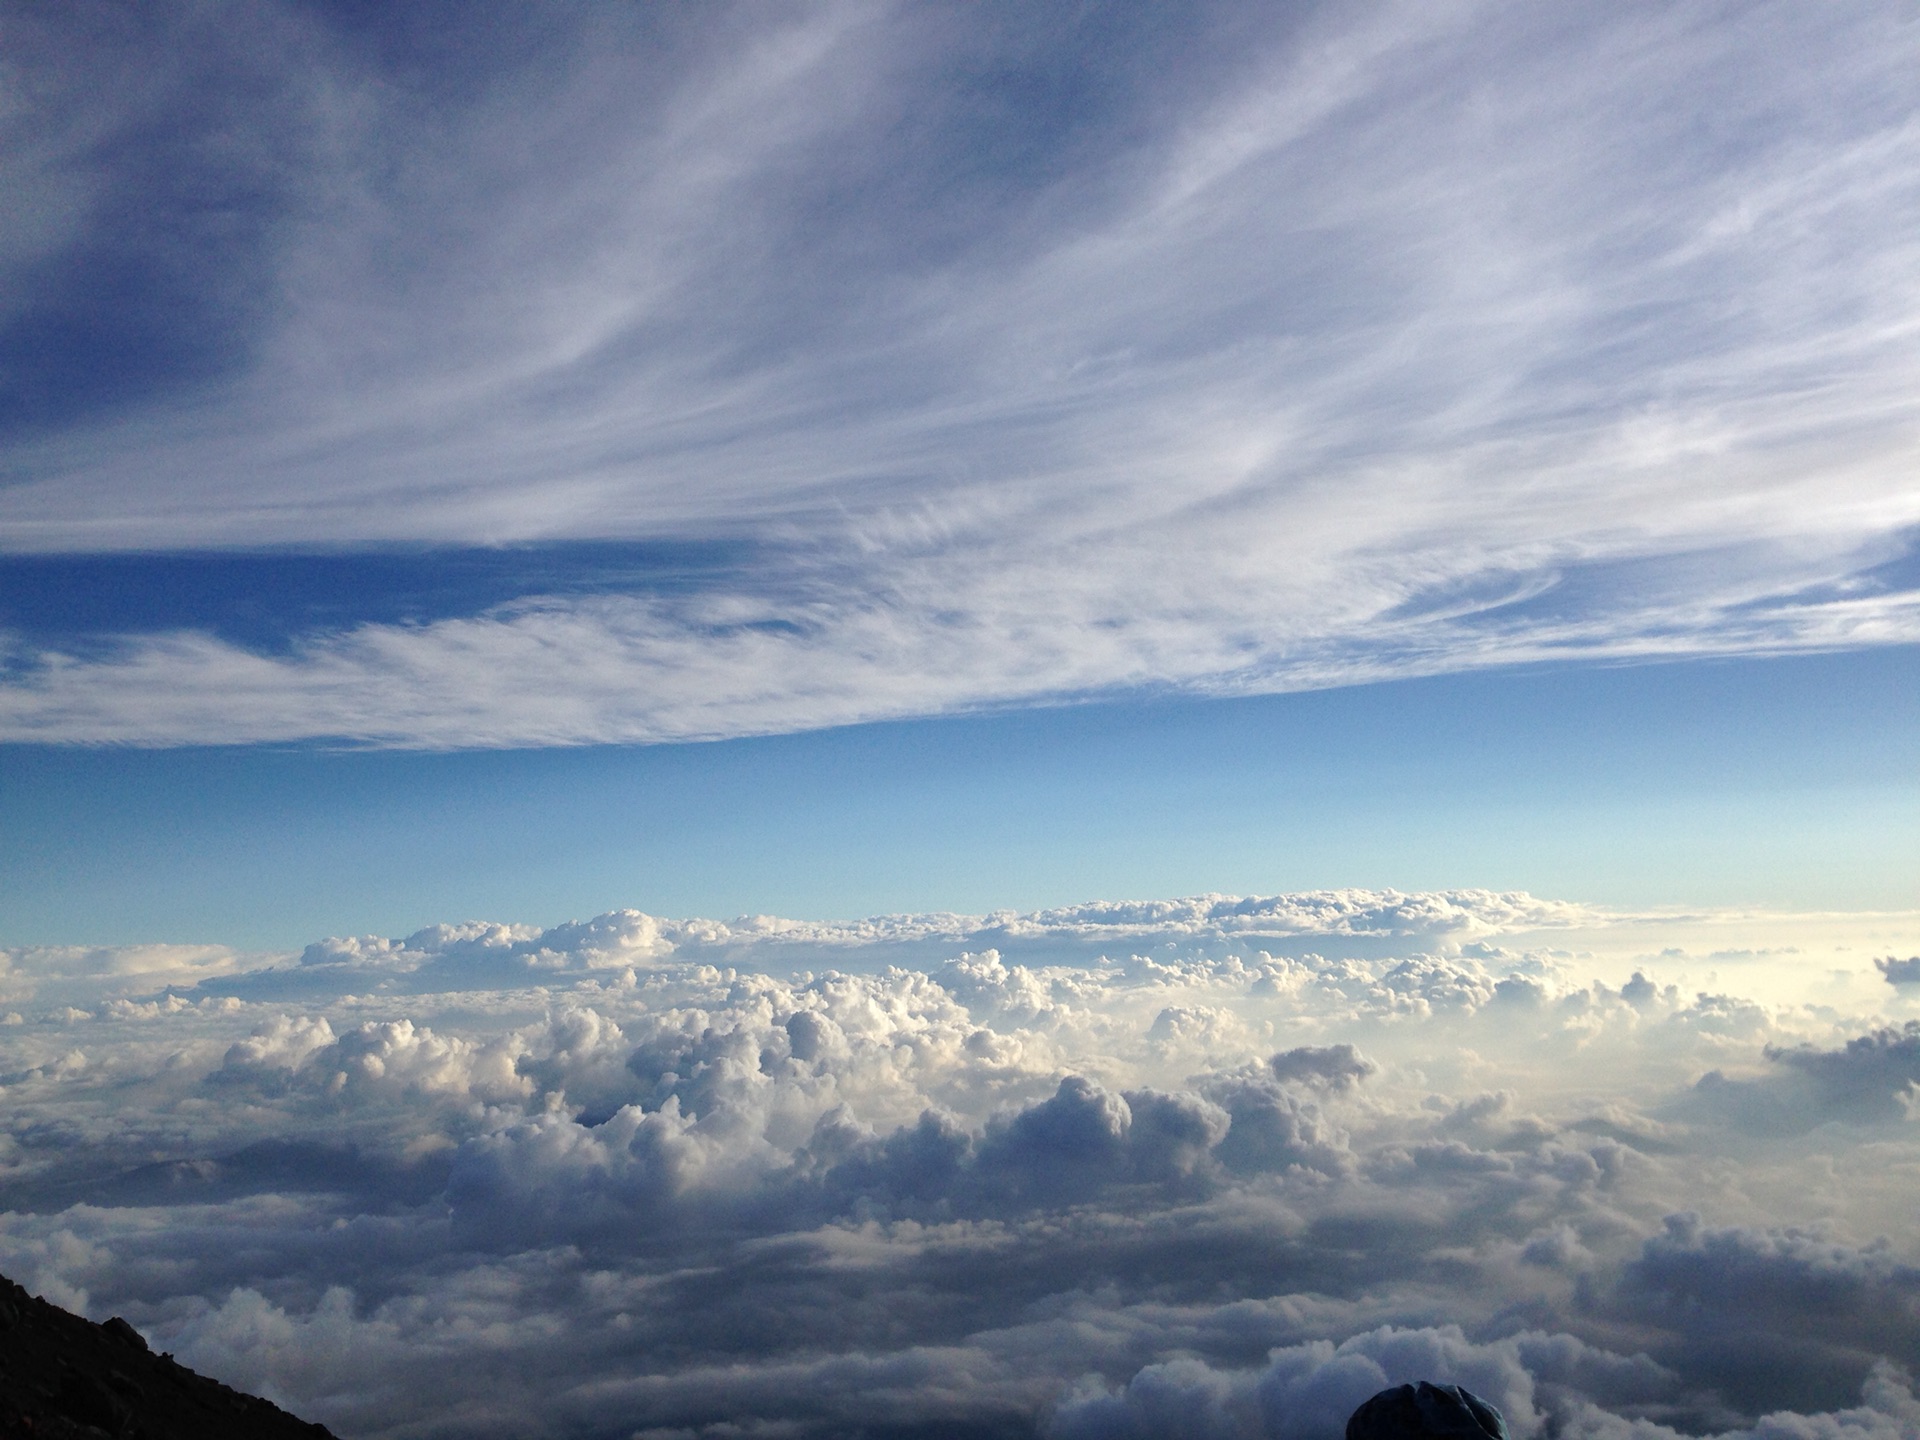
xmin=4 ymin=2 xmax=1920 ymax=1437
xmin=3 ymin=646 xmax=1920 ymax=948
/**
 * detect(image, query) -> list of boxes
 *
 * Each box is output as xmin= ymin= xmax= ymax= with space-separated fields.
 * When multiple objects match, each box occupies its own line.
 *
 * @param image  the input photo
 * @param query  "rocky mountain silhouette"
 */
xmin=0 ymin=1272 xmax=334 ymax=1439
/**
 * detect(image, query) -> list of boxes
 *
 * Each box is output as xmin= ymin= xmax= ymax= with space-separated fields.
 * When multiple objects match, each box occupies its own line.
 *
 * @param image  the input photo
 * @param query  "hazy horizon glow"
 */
xmin=3 ymin=647 xmax=1917 ymax=948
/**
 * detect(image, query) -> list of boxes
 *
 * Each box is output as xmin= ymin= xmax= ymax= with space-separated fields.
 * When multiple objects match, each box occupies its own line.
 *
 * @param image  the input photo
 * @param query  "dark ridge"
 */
xmin=0 ymin=1272 xmax=334 ymax=1439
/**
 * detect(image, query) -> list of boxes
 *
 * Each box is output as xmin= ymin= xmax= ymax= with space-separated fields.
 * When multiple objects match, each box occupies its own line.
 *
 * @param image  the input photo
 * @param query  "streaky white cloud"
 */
xmin=3 ymin=891 xmax=1919 ymax=1435
xmin=4 ymin=1 xmax=1919 ymax=745
xmin=3 ymin=569 xmax=1916 ymax=747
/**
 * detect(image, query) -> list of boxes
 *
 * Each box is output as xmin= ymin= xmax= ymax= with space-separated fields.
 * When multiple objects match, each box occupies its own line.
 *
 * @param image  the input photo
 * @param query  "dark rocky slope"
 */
xmin=0 ymin=1274 xmax=334 ymax=1439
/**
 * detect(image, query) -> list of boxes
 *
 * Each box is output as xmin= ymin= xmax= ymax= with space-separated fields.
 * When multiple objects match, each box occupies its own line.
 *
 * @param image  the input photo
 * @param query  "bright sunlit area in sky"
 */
xmin=2 ymin=3 xmax=1919 ymax=1438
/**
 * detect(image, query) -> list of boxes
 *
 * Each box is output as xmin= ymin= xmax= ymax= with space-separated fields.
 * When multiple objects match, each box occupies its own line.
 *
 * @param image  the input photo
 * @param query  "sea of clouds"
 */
xmin=4 ymin=890 xmax=1920 ymax=1439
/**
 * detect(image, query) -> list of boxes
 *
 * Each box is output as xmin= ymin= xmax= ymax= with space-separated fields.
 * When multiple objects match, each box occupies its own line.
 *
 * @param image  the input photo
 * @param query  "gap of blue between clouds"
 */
xmin=1 ymin=645 xmax=1915 ymax=949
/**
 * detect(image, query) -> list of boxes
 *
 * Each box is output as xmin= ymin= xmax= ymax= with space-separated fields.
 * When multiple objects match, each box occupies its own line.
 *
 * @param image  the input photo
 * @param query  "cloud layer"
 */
xmin=3 ymin=890 xmax=1920 ymax=1436
xmin=4 ymin=1 xmax=1920 ymax=744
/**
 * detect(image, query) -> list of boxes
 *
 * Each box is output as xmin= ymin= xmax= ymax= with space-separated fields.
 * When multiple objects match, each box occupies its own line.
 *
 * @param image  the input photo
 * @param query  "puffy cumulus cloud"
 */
xmin=1050 ymin=1325 xmax=1553 ymax=1440
xmin=0 ymin=942 xmax=263 ymax=1007
xmin=1267 ymin=1046 xmax=1377 ymax=1094
xmin=258 ymin=914 xmax=682 ymax=997
xmin=1050 ymin=1326 xmax=1920 ymax=1440
xmin=1613 ymin=1216 xmax=1920 ymax=1418
xmin=983 ymin=893 xmax=1595 ymax=948
xmin=1 ymin=892 xmax=1918 ymax=1437
xmin=208 ymin=1013 xmax=529 ymax=1116
xmin=1680 ymin=1024 xmax=1920 ymax=1136
xmin=1875 ymin=958 xmax=1920 ymax=988
xmin=196 ymin=889 xmax=1604 ymax=1001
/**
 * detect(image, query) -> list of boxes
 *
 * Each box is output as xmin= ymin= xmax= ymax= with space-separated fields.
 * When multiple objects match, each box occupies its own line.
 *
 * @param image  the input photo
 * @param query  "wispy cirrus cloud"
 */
xmin=3 ymin=0 xmax=1919 ymax=746
xmin=2 ymin=545 xmax=1916 ymax=746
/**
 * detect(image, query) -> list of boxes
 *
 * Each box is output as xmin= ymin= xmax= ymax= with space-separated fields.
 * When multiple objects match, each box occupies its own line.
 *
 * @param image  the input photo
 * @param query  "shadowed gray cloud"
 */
xmin=1682 ymin=1023 xmax=1920 ymax=1135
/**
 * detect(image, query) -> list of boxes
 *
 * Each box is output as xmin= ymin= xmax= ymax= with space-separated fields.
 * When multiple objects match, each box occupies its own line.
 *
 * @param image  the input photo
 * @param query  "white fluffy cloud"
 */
xmin=2 ymin=890 xmax=1918 ymax=1435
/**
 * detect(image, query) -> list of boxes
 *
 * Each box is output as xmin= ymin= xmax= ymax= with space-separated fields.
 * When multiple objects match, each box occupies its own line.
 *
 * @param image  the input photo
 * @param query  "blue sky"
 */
xmin=3 ymin=0 xmax=1919 ymax=938
xmin=5 ymin=644 xmax=1916 ymax=947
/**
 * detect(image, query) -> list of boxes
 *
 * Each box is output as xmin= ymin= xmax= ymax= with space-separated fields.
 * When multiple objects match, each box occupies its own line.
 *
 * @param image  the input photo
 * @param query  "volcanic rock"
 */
xmin=0 ymin=1272 xmax=334 ymax=1439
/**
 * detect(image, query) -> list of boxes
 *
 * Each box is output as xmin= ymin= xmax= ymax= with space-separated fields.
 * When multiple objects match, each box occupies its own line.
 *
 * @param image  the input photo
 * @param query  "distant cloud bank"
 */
xmin=3 ymin=1 xmax=1919 ymax=746
xmin=3 ymin=889 xmax=1919 ymax=1436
